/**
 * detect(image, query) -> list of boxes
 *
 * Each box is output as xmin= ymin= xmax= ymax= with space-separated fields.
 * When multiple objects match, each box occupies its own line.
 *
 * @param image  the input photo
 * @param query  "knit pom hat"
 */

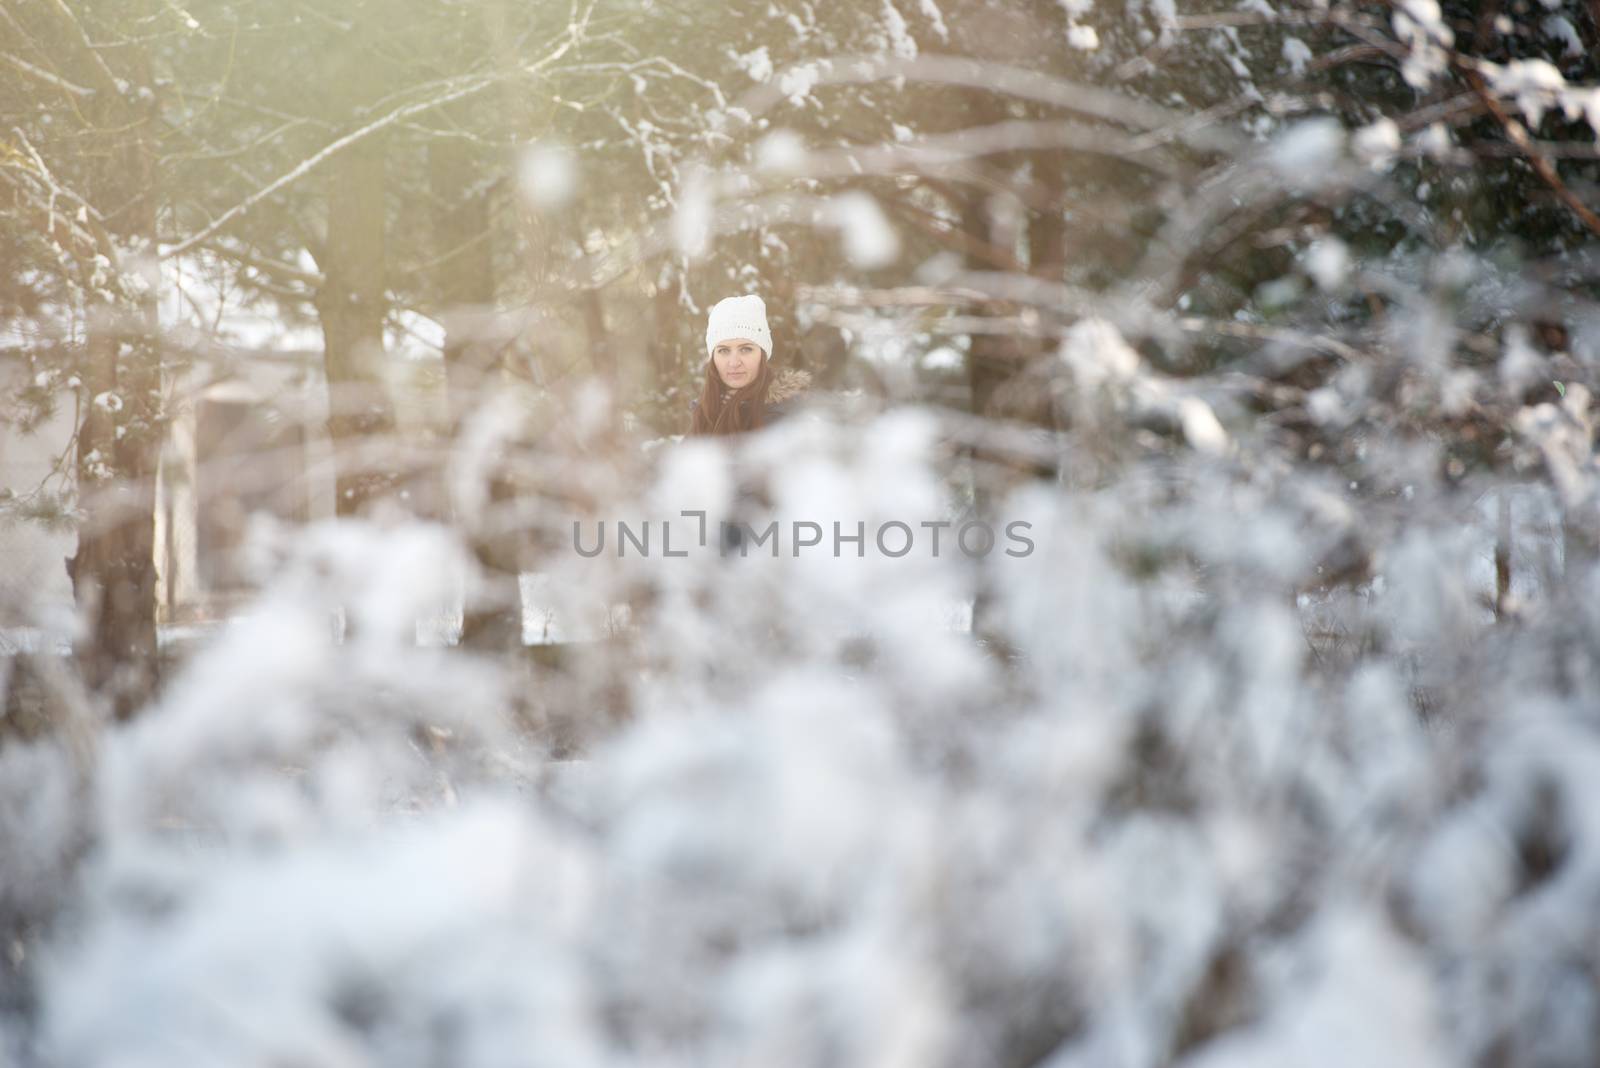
xmin=705 ymin=294 xmax=772 ymax=359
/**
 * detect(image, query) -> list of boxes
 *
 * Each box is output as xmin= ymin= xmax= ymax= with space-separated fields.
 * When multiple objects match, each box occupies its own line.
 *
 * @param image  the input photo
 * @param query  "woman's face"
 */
xmin=711 ymin=338 xmax=764 ymax=389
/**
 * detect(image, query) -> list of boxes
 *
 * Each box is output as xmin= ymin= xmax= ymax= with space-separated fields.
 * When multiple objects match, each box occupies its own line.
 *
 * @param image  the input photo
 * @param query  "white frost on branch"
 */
xmin=1353 ymin=118 xmax=1401 ymax=172
xmin=1268 ymin=118 xmax=1346 ymax=189
xmin=1419 ymin=122 xmax=1453 ymax=159
xmin=734 ymin=46 xmax=774 ymax=84
xmin=1061 ymin=317 xmax=1139 ymax=391
xmin=1489 ymin=58 xmax=1570 ymax=128
xmin=1304 ymin=238 xmax=1351 ymax=292
xmin=1483 ymin=58 xmax=1600 ymax=135
xmin=882 ymin=1 xmax=919 ymax=61
xmin=1068 ymin=25 xmax=1101 ymax=51
xmin=1499 ymin=325 xmax=1547 ymax=400
xmin=1174 ymin=396 xmax=1229 ymax=455
xmin=1543 ymin=15 xmax=1583 ymax=58
xmin=1392 ymin=0 xmax=1452 ymax=90
xmin=1282 ymin=37 xmax=1313 ymax=77
xmin=1515 ymin=384 xmax=1597 ymax=510
xmin=778 ymin=63 xmax=820 ymax=106
xmin=1060 ymin=318 xmax=1230 ymax=455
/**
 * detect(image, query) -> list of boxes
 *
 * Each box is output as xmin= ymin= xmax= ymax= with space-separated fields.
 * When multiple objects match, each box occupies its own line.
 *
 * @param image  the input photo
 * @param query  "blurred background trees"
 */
xmin=5 ymin=0 xmax=1599 ymax=723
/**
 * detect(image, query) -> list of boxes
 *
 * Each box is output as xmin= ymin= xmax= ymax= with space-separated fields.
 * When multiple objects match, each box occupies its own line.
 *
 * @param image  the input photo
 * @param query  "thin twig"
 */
xmin=160 ymin=25 xmax=587 ymax=260
xmin=8 ymin=127 xmax=120 ymax=265
xmin=42 ymin=0 xmax=124 ymax=95
xmin=2 ymin=50 xmax=96 ymax=98
xmin=1460 ymin=65 xmax=1600 ymax=239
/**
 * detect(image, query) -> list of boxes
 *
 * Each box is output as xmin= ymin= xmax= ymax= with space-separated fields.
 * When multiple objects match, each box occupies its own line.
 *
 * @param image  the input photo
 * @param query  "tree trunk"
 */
xmin=1494 ymin=490 xmax=1512 ymax=621
xmin=963 ymin=187 xmax=1025 ymax=425
xmin=960 ymin=160 xmax=1024 ymax=652
xmin=648 ymin=268 xmax=681 ymax=390
xmin=956 ymin=94 xmax=1061 ymax=654
xmin=428 ymin=132 xmax=521 ymax=650
xmin=313 ymin=36 xmax=398 ymax=520
xmin=68 ymin=34 xmax=162 ymax=721
xmin=427 ymin=130 xmax=496 ymax=462
xmin=1029 ymin=146 xmax=1069 ymax=284
xmin=581 ymin=284 xmax=615 ymax=380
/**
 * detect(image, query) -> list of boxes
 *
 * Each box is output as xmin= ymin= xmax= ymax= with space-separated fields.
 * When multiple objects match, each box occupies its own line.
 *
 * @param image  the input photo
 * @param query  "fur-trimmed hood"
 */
xmin=766 ymin=367 xmax=812 ymax=406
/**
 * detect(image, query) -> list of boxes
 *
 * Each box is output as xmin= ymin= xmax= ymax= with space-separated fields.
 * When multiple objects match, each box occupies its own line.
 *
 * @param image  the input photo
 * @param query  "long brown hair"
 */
xmin=689 ymin=354 xmax=773 ymax=436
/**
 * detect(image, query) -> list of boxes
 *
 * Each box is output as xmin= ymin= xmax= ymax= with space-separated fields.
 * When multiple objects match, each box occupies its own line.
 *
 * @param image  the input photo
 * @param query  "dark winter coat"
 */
xmin=684 ymin=367 xmax=812 ymax=552
xmin=688 ymin=367 xmax=812 ymax=434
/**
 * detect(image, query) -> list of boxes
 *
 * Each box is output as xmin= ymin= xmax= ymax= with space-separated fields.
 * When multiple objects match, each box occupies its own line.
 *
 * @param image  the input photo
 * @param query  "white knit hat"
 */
xmin=705 ymin=294 xmax=772 ymax=359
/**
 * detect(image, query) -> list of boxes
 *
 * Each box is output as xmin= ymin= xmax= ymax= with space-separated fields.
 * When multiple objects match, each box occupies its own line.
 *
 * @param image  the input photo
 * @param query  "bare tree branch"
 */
xmin=735 ymin=53 xmax=1248 ymax=155
xmin=1460 ymin=65 xmax=1600 ymax=240
xmin=160 ymin=24 xmax=589 ymax=261
xmin=6 ymin=126 xmax=119 ymax=264
xmin=2 ymin=51 xmax=95 ymax=99
xmin=41 ymin=0 xmax=125 ymax=96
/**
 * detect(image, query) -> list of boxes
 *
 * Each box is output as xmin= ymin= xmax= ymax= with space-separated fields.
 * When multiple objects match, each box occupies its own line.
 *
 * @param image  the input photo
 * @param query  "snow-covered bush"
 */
xmin=5 ymin=355 xmax=1600 ymax=1066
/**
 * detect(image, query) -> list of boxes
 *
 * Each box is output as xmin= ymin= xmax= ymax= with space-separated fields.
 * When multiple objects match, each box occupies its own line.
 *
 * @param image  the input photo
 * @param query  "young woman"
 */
xmin=688 ymin=294 xmax=809 ymax=436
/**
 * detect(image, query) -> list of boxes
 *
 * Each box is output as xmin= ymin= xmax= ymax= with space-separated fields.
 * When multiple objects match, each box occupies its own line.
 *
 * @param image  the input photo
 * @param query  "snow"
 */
xmin=1282 ymin=37 xmax=1312 ymax=76
xmin=1068 ymin=25 xmax=1100 ymax=51
xmin=1393 ymin=0 xmax=1452 ymax=90
xmin=11 ymin=7 xmax=1600 ymax=1067
xmin=1479 ymin=61 xmax=1600 ymax=138
xmin=8 ymin=388 xmax=1600 ymax=1066
xmin=1543 ymin=15 xmax=1583 ymax=57
xmin=516 ymin=141 xmax=579 ymax=210
xmin=1499 ymin=326 xmax=1547 ymax=399
xmin=1418 ymin=122 xmax=1453 ymax=159
xmin=1353 ymin=117 xmax=1401 ymax=172
xmin=671 ymin=166 xmax=714 ymax=258
xmin=1174 ymin=396 xmax=1227 ymax=455
xmin=777 ymin=62 xmax=820 ymax=106
xmin=755 ymin=128 xmax=808 ymax=173
xmin=1184 ymin=906 xmax=1447 ymax=1068
xmin=1268 ymin=118 xmax=1346 ymax=189
xmin=1304 ymin=238 xmax=1350 ymax=291
xmin=822 ymin=192 xmax=901 ymax=269
xmin=1061 ymin=317 xmax=1139 ymax=389
xmin=1485 ymin=58 xmax=1570 ymax=129
xmin=881 ymin=0 xmax=918 ymax=60
xmin=735 ymin=45 xmax=774 ymax=84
